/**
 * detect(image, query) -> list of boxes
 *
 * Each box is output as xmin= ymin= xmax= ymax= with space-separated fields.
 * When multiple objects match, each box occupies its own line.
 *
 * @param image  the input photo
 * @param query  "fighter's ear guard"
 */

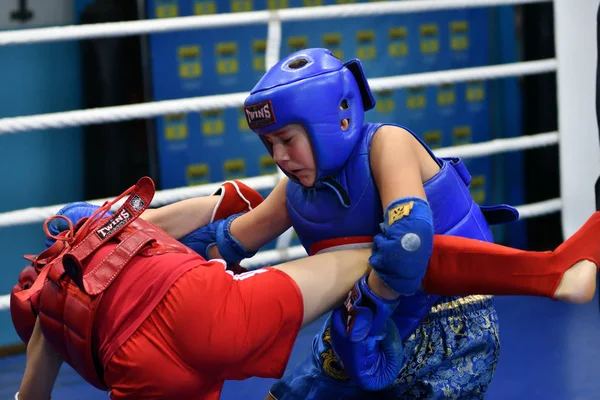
xmin=344 ymin=59 xmax=376 ymax=111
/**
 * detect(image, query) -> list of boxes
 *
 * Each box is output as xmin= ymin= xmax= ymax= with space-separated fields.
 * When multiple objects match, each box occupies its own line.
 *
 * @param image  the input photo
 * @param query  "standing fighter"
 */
xmin=178 ymin=48 xmax=600 ymax=399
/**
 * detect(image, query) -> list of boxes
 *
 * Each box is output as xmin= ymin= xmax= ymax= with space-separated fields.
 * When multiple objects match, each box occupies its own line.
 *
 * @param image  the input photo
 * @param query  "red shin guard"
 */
xmin=421 ymin=212 xmax=600 ymax=299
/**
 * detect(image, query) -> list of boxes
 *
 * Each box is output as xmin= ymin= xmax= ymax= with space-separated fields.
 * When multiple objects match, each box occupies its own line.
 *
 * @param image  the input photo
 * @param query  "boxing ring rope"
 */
xmin=0 ymin=131 xmax=560 ymax=229
xmin=0 ymin=0 xmax=565 ymax=312
xmin=0 ymin=60 xmax=556 ymax=135
xmin=0 ymin=0 xmax=550 ymax=47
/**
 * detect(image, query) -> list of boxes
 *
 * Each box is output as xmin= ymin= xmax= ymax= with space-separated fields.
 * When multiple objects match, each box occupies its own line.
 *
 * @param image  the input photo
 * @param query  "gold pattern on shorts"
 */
xmin=388 ymin=201 xmax=414 ymax=225
xmin=320 ymin=327 xmax=349 ymax=381
xmin=321 ymin=349 xmax=350 ymax=381
xmin=429 ymin=295 xmax=492 ymax=314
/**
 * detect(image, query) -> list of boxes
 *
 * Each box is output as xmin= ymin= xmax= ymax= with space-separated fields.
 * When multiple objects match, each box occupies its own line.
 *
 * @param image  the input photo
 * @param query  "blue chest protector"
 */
xmin=286 ymin=123 xmax=517 ymax=340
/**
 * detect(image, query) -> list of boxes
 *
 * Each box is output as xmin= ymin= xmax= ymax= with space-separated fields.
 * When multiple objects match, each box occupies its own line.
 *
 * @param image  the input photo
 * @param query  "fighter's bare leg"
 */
xmin=554 ymin=260 xmax=597 ymax=303
xmin=422 ymin=212 xmax=600 ymax=304
xmin=272 ymin=249 xmax=371 ymax=328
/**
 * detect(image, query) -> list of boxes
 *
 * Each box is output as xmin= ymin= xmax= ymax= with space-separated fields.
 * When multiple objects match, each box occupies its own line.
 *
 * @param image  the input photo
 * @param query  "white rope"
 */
xmin=369 ymin=59 xmax=557 ymax=92
xmin=242 ymin=242 xmax=309 ymax=269
xmin=0 ymin=0 xmax=551 ymax=47
xmin=517 ymin=198 xmax=562 ymax=220
xmin=435 ymin=131 xmax=559 ymax=158
xmin=0 ymin=92 xmax=245 ymax=135
xmin=0 ymin=131 xmax=557 ymax=228
xmin=0 ymin=59 xmax=556 ymax=135
xmin=0 ymin=175 xmax=278 ymax=228
xmin=0 ymin=195 xmax=562 ymax=312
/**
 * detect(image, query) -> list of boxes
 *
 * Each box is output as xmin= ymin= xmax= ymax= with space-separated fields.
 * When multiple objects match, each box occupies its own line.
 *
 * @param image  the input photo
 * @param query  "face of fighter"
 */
xmin=264 ymin=124 xmax=317 ymax=187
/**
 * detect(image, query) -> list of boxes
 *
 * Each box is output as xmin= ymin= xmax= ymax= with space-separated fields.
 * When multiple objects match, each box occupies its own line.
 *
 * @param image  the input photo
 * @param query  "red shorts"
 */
xmin=103 ymin=261 xmax=304 ymax=400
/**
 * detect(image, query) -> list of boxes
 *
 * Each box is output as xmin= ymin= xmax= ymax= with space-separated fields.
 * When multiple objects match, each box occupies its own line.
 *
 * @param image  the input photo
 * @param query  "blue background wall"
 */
xmin=0 ymin=0 xmax=98 ymax=347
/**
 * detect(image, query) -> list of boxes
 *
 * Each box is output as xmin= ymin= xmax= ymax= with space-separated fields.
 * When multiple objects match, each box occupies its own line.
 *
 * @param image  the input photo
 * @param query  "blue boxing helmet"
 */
xmin=244 ymin=48 xmax=376 ymax=186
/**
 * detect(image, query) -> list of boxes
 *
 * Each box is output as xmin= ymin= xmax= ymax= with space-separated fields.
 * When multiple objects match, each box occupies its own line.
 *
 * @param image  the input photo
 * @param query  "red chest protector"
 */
xmin=15 ymin=177 xmax=194 ymax=391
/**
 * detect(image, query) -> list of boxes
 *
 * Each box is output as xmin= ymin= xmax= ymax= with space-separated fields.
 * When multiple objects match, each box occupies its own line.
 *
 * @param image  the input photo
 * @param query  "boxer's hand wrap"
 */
xmin=179 ymin=213 xmax=257 ymax=264
xmin=330 ymin=274 xmax=402 ymax=391
xmin=368 ymin=197 xmax=434 ymax=296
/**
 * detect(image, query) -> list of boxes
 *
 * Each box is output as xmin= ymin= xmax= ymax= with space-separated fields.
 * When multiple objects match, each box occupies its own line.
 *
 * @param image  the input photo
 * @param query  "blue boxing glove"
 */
xmin=179 ymin=213 xmax=257 ymax=263
xmin=45 ymin=202 xmax=109 ymax=249
xmin=330 ymin=274 xmax=402 ymax=391
xmin=368 ymin=197 xmax=434 ymax=295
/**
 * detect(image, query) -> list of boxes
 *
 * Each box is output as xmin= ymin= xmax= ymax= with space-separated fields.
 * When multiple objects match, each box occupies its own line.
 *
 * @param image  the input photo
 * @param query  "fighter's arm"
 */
xmin=17 ymin=318 xmax=63 ymax=400
xmin=141 ymin=197 xmax=219 ymax=239
xmin=206 ymin=177 xmax=291 ymax=259
xmin=371 ymin=126 xmax=429 ymax=213
xmin=367 ymin=124 xmax=435 ymax=297
xmin=326 ymin=125 xmax=436 ymax=391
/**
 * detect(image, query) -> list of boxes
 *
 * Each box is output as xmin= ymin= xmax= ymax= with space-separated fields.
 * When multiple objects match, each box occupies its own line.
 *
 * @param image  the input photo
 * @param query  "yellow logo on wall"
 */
xmin=450 ymin=21 xmax=469 ymax=51
xmin=216 ymin=42 xmax=239 ymax=76
xmin=322 ymin=33 xmax=343 ymax=60
xmin=268 ymin=0 xmax=288 ymax=9
xmin=155 ymin=0 xmax=178 ymax=18
xmin=407 ymin=87 xmax=426 ymax=110
xmin=194 ymin=0 xmax=217 ymax=14
xmin=224 ymin=159 xmax=246 ymax=178
xmin=201 ymin=110 xmax=225 ymax=136
xmin=420 ymin=24 xmax=439 ymax=55
xmin=252 ymin=40 xmax=267 ymax=72
xmin=470 ymin=175 xmax=486 ymax=204
xmin=178 ymin=45 xmax=202 ymax=79
xmin=288 ymin=36 xmax=309 ymax=54
xmin=164 ymin=114 xmax=188 ymax=140
xmin=259 ymin=155 xmax=277 ymax=175
xmin=452 ymin=125 xmax=472 ymax=145
xmin=231 ymin=0 xmax=253 ymax=12
xmin=466 ymin=81 xmax=485 ymax=103
xmin=356 ymin=30 xmax=376 ymax=60
xmin=424 ymin=130 xmax=442 ymax=149
xmin=388 ymin=27 xmax=408 ymax=58
xmin=187 ymin=164 xmax=210 ymax=185
xmin=437 ymin=84 xmax=456 ymax=106
xmin=375 ymin=90 xmax=395 ymax=114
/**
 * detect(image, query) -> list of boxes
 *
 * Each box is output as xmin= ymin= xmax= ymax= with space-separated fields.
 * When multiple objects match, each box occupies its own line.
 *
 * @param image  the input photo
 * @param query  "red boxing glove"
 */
xmin=211 ymin=180 xmax=264 ymax=275
xmin=10 ymin=265 xmax=40 ymax=344
xmin=210 ymin=180 xmax=264 ymax=223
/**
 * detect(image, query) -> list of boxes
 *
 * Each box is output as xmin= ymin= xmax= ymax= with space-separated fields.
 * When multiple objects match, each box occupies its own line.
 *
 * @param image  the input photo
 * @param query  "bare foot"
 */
xmin=553 ymin=260 xmax=597 ymax=304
